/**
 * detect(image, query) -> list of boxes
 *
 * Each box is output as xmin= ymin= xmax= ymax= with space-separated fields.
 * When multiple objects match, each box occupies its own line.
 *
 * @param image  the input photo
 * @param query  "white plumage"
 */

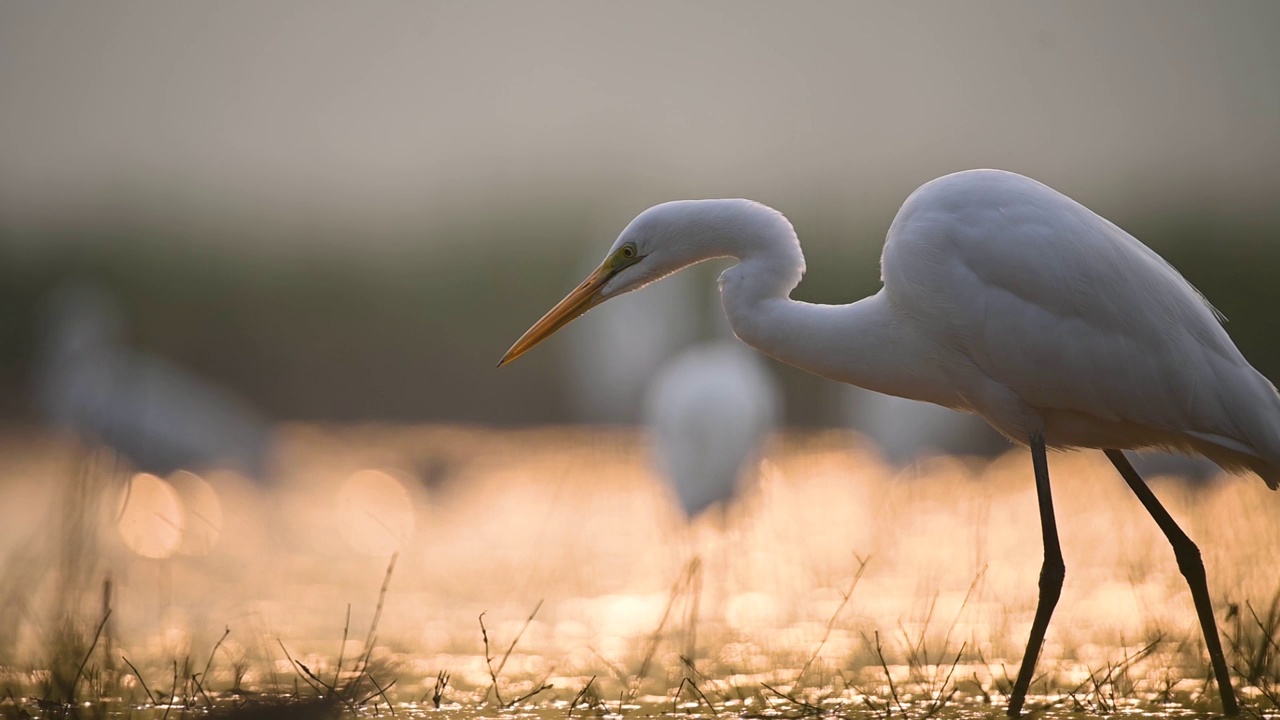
xmin=501 ymin=168 xmax=1277 ymax=715
xmin=526 ymin=169 xmax=1278 ymax=487
xmin=875 ymin=171 xmax=1280 ymax=486
xmin=644 ymin=340 xmax=778 ymax=517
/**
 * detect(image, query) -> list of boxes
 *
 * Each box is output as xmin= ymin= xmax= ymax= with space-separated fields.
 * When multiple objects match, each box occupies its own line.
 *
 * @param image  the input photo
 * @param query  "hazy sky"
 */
xmin=2 ymin=2 xmax=1277 ymax=250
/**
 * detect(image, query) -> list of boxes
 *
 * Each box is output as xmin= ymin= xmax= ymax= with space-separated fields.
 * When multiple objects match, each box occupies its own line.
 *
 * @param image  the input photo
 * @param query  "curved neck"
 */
xmin=697 ymin=205 xmax=955 ymax=408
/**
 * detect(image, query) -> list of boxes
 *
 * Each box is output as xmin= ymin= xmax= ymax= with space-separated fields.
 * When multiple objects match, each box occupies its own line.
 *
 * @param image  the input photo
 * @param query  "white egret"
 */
xmin=500 ymin=169 xmax=1280 ymax=716
xmin=644 ymin=339 xmax=779 ymax=671
xmin=645 ymin=340 xmax=779 ymax=518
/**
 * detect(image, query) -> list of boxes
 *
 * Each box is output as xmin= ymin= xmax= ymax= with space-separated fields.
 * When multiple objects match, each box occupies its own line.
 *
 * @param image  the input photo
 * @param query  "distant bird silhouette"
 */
xmin=34 ymin=283 xmax=271 ymax=479
xmin=845 ymin=385 xmax=1223 ymax=486
xmin=645 ymin=340 xmax=779 ymax=517
xmin=643 ymin=338 xmax=779 ymax=672
xmin=564 ymin=257 xmax=699 ymax=423
xmin=843 ymin=385 xmax=1007 ymax=465
xmin=1128 ymin=450 xmax=1221 ymax=484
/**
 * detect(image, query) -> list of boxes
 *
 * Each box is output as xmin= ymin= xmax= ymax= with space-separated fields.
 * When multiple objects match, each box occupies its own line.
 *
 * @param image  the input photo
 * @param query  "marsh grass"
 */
xmin=479 ymin=599 xmax=552 ymax=708
xmin=5 ymin=594 xmax=1280 ymax=719
xmin=1226 ymin=590 xmax=1280 ymax=712
xmin=0 ymin=552 xmax=408 ymax=720
xmin=3 ymin=426 xmax=1280 ymax=719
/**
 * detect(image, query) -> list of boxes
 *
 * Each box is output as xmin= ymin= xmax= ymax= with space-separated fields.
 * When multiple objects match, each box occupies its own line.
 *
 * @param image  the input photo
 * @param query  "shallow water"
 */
xmin=0 ymin=425 xmax=1276 ymax=717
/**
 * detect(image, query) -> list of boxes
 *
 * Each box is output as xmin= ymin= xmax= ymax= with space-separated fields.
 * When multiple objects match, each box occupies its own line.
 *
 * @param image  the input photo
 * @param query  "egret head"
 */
xmin=499 ymin=199 xmax=797 ymax=366
xmin=498 ymin=201 xmax=706 ymax=366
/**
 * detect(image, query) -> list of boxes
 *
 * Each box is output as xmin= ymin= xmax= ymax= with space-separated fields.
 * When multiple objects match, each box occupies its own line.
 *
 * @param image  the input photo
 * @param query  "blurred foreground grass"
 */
xmin=0 ymin=425 xmax=1277 ymax=718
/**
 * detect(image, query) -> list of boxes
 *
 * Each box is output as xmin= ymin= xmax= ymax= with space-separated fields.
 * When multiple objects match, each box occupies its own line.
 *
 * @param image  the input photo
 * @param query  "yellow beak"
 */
xmin=498 ymin=262 xmax=616 ymax=367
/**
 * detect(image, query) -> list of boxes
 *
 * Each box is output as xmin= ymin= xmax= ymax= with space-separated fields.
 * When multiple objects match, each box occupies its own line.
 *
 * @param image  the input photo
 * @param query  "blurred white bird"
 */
xmin=842 ymin=385 xmax=1007 ymax=465
xmin=563 ymin=255 xmax=699 ymax=423
xmin=846 ymin=384 xmax=1222 ymax=483
xmin=34 ymin=283 xmax=272 ymax=479
xmin=642 ymin=338 xmax=779 ymax=673
xmin=645 ymin=340 xmax=779 ymax=517
xmin=501 ymin=169 xmax=1280 ymax=715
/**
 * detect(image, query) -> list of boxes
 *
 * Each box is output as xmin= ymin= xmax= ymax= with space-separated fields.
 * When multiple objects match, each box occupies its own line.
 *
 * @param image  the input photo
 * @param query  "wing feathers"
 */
xmin=883 ymin=170 xmax=1280 ymax=483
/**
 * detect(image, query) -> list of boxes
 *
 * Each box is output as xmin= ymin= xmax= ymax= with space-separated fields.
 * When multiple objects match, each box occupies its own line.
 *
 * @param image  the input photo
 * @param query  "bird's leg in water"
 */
xmin=685 ymin=502 xmax=734 ymax=677
xmin=1008 ymin=433 xmax=1065 ymax=717
xmin=683 ymin=554 xmax=703 ymax=677
xmin=1104 ymin=449 xmax=1239 ymax=716
xmin=673 ymin=527 xmax=704 ymax=679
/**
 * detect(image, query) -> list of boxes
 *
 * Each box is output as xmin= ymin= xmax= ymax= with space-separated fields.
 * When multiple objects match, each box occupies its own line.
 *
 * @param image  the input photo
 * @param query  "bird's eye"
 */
xmin=620 ymin=244 xmax=637 ymax=259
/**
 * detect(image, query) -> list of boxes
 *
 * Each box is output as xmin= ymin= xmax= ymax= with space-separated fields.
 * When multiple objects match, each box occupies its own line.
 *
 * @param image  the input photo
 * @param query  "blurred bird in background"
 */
xmin=1 ymin=283 xmax=273 ymax=667
xmin=34 ymin=282 xmax=272 ymax=480
xmin=636 ymin=291 xmax=781 ymax=672
xmin=564 ymin=257 xmax=700 ymax=424
xmin=842 ymin=385 xmax=1007 ymax=466
xmin=646 ymin=340 xmax=779 ymax=518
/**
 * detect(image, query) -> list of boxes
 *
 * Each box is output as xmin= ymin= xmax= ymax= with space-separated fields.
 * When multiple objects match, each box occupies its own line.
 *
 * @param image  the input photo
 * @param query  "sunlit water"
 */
xmin=0 ymin=425 xmax=1276 ymax=718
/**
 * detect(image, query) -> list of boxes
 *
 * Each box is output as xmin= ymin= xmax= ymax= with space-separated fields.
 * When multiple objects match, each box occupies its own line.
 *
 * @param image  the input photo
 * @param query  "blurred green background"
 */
xmin=2 ymin=1 xmax=1277 ymax=427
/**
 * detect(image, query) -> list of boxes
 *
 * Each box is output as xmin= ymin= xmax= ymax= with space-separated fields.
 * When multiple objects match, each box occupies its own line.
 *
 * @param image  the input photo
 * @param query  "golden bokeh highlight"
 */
xmin=116 ymin=472 xmax=184 ymax=559
xmin=167 ymin=470 xmax=224 ymax=556
xmin=4 ymin=425 xmax=1276 ymax=707
xmin=335 ymin=469 xmax=415 ymax=556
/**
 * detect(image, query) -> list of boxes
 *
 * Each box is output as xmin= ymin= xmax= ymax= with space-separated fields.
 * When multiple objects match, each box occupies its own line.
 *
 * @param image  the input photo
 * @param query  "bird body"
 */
xmin=878 ymin=171 xmax=1280 ymax=486
xmin=644 ymin=340 xmax=778 ymax=517
xmin=501 ymin=168 xmax=1277 ymax=714
xmin=529 ymin=169 xmax=1280 ymax=488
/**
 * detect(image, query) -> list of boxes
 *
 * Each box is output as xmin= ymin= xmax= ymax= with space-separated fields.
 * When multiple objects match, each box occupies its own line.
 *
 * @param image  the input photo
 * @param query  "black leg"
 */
xmin=1104 ymin=449 xmax=1239 ymax=716
xmin=683 ymin=555 xmax=702 ymax=675
xmin=1008 ymin=433 xmax=1066 ymax=717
